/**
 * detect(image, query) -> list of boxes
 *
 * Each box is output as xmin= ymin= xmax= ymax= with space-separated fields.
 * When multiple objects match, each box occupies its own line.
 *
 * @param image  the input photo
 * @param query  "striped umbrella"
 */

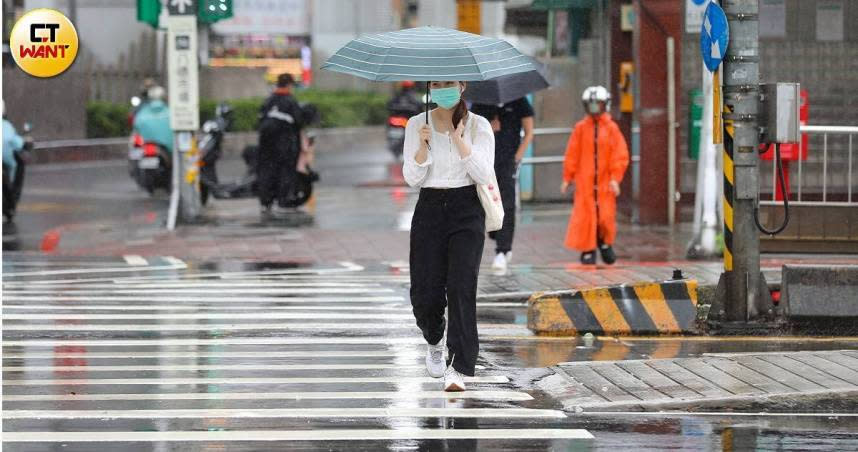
xmin=321 ymin=26 xmax=539 ymax=122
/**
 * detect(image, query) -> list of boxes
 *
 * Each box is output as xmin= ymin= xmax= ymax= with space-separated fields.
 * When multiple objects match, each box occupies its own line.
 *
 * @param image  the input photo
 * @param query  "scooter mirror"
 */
xmin=131 ymin=96 xmax=141 ymax=107
xmin=23 ymin=122 xmax=32 ymax=133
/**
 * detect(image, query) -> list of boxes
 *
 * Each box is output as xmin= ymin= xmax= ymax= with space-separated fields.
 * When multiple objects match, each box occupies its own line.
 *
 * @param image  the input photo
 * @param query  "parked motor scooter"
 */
xmin=197 ymin=103 xmax=232 ymax=205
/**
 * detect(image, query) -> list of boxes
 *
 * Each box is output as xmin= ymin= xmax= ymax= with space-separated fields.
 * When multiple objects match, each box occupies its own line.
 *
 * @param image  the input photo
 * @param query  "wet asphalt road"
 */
xmin=4 ymin=256 xmax=858 ymax=451
xmin=4 ymin=143 xmax=396 ymax=252
xmin=5 ymin=145 xmax=858 ymax=449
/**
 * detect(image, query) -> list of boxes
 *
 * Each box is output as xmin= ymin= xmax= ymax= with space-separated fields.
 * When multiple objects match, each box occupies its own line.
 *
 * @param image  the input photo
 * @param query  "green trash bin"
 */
xmin=688 ymin=88 xmax=703 ymax=160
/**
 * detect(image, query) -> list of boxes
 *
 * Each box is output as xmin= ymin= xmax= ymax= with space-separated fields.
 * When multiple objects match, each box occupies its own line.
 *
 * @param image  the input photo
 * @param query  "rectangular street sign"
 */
xmin=168 ymin=0 xmax=197 ymax=16
xmin=167 ymin=15 xmax=199 ymax=131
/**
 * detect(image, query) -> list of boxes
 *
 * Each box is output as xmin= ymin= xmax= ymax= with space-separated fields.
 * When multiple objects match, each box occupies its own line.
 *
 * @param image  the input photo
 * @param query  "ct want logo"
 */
xmin=10 ymin=8 xmax=79 ymax=78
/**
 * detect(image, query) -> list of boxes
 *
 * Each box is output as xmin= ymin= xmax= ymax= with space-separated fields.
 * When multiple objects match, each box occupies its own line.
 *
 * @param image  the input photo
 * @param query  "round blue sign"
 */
xmin=700 ymin=1 xmax=729 ymax=72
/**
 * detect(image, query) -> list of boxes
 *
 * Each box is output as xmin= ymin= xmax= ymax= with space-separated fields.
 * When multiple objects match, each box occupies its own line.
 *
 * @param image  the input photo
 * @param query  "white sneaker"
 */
xmin=491 ymin=252 xmax=508 ymax=272
xmin=505 ymin=252 xmax=512 ymax=264
xmin=425 ymin=342 xmax=446 ymax=378
xmin=443 ymin=366 xmax=466 ymax=392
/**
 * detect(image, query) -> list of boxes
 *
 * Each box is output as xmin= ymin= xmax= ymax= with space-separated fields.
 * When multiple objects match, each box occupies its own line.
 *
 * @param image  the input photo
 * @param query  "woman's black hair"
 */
xmin=451 ymin=84 xmax=468 ymax=129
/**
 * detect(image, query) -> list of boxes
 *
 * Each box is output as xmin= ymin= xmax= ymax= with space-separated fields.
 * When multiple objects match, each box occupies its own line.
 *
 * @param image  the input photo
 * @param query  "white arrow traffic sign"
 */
xmin=170 ymin=0 xmax=194 ymax=15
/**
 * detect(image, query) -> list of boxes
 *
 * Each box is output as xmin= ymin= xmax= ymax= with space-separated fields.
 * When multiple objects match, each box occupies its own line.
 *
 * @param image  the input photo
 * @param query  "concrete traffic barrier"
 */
xmin=527 ymin=279 xmax=699 ymax=336
xmin=783 ymin=265 xmax=858 ymax=318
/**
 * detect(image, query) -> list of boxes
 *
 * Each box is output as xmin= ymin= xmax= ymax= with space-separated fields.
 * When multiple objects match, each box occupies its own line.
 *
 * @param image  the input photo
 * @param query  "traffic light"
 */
xmin=137 ymin=0 xmax=161 ymax=28
xmin=198 ymin=0 xmax=233 ymax=24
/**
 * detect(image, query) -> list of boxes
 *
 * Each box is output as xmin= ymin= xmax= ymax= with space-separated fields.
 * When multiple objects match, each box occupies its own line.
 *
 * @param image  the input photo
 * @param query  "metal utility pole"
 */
xmin=166 ymin=0 xmax=202 ymax=229
xmin=718 ymin=0 xmax=769 ymax=321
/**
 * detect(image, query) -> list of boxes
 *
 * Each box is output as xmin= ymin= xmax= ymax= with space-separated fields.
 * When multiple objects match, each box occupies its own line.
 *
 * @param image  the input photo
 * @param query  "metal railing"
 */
xmin=518 ymin=127 xmax=571 ymax=166
xmin=525 ymin=125 xmax=858 ymax=209
xmin=760 ymin=125 xmax=858 ymax=207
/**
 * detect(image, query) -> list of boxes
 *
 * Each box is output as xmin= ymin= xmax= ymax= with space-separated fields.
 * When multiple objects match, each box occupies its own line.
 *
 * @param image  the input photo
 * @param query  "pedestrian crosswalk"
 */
xmin=2 ymin=258 xmax=592 ymax=449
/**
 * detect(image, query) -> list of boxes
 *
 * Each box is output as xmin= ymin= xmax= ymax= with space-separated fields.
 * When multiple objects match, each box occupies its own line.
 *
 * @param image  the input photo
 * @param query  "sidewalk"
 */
xmin=39 ymin=186 xmax=858 ymax=302
xmin=550 ymin=350 xmax=858 ymax=413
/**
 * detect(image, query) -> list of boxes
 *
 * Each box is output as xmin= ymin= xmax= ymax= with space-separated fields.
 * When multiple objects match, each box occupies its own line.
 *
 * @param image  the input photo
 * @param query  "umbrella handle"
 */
xmin=425 ymin=81 xmax=431 ymax=150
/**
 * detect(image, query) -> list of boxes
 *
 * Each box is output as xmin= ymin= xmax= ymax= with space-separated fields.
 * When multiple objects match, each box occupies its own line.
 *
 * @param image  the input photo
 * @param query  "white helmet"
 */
xmin=147 ymin=86 xmax=166 ymax=101
xmin=582 ymin=86 xmax=611 ymax=113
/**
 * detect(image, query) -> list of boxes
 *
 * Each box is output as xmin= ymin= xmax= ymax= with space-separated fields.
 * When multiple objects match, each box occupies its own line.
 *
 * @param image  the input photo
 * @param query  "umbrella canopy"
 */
xmin=463 ymin=59 xmax=549 ymax=105
xmin=321 ymin=26 xmax=538 ymax=82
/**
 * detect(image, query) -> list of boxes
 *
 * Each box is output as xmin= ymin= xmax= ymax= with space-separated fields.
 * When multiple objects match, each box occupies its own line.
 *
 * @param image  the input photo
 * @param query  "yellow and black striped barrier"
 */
xmin=723 ymin=104 xmax=735 ymax=271
xmin=527 ymin=279 xmax=699 ymax=336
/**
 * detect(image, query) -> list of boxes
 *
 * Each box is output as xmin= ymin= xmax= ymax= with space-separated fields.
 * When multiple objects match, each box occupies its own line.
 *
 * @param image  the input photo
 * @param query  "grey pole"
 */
xmin=720 ymin=0 xmax=768 ymax=320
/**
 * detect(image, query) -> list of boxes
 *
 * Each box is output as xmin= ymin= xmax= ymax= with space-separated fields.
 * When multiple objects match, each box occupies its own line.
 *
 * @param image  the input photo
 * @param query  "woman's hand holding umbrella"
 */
xmin=415 ymin=124 xmax=432 ymax=164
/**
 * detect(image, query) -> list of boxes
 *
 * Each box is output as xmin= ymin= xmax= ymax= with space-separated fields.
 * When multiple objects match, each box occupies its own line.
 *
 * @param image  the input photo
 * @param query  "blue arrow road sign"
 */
xmin=700 ymin=1 xmax=729 ymax=72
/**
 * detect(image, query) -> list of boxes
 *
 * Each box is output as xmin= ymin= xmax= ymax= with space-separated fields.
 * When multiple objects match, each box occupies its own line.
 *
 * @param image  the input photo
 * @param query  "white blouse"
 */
xmin=402 ymin=111 xmax=495 ymax=188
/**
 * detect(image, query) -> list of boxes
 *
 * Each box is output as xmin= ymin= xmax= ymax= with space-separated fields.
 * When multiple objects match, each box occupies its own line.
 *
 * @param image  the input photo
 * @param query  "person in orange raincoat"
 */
xmin=562 ymin=86 xmax=629 ymax=265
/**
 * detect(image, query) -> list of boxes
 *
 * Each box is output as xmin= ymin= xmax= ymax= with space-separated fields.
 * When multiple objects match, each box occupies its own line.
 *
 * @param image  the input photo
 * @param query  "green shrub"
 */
xmin=87 ymin=89 xmax=390 ymax=137
xmin=86 ymin=101 xmax=132 ymax=138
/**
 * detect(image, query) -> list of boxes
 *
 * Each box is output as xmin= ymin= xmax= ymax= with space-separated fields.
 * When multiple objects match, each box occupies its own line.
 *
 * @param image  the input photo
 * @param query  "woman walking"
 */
xmin=403 ymin=80 xmax=495 ymax=392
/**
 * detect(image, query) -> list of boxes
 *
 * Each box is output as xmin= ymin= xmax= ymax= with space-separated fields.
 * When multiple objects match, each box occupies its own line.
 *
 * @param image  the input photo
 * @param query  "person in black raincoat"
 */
xmin=257 ymin=73 xmax=304 ymax=215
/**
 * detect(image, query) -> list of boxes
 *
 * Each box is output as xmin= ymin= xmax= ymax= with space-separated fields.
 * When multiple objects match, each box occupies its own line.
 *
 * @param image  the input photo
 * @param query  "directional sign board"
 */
xmin=167 ymin=14 xmax=199 ymax=130
xmin=700 ymin=1 xmax=729 ymax=72
xmin=168 ymin=0 xmax=196 ymax=15
xmin=686 ymin=0 xmax=709 ymax=33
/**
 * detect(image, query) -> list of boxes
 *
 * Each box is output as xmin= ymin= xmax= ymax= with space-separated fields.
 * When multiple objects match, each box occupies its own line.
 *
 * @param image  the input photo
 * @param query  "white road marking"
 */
xmin=2 ymin=407 xmax=563 ymax=420
xmin=2 ymin=274 xmax=411 ymax=287
xmin=2 ymin=375 xmax=510 ymax=386
xmin=3 ymin=322 xmax=515 ymax=332
xmin=338 ymin=261 xmax=365 ymax=272
xmin=577 ymin=411 xmax=858 ymax=418
xmin=162 ymin=256 xmax=186 ymax=267
xmin=0 ymin=262 xmax=362 ymax=285
xmin=122 ymin=255 xmax=148 ymax=266
xmin=5 ymin=282 xmax=385 ymax=289
xmin=3 ymin=390 xmax=532 ymax=402
xmin=1 ymin=350 xmax=405 ymax=359
xmin=476 ymin=302 xmax=528 ymax=308
xmin=4 ymin=312 xmax=414 ymax=320
xmin=2 ymin=323 xmax=421 ymax=331
xmin=2 ymin=363 xmax=428 ymax=372
xmin=2 ymin=428 xmax=593 ymax=442
xmin=4 ymin=261 xmax=136 ymax=268
xmin=3 ymin=260 xmax=187 ymax=278
xmin=2 ymin=337 xmax=429 ymax=347
xmin=1 ymin=304 xmax=410 ymax=312
xmin=2 ymin=296 xmax=405 ymax=303
xmin=5 ymin=288 xmax=395 ymax=294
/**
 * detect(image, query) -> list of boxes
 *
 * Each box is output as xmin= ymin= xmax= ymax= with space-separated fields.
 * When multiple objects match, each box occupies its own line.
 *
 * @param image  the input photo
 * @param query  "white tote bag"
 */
xmin=470 ymin=118 xmax=505 ymax=232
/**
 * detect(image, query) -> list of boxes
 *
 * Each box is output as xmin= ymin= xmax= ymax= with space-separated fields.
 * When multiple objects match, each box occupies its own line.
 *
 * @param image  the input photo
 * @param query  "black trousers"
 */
xmin=257 ymin=145 xmax=298 ymax=208
xmin=410 ymin=185 xmax=485 ymax=376
xmin=488 ymin=162 xmax=517 ymax=254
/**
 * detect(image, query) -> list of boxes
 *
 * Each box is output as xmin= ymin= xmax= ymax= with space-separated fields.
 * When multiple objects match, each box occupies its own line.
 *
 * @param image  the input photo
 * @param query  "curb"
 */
xmin=527 ymin=279 xmax=699 ymax=335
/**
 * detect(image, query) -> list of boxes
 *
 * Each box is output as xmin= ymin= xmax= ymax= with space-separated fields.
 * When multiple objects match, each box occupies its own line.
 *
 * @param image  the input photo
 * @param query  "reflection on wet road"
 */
xmin=3 ymin=256 xmax=858 ymax=451
xmin=2 ymin=256 xmax=591 ymax=450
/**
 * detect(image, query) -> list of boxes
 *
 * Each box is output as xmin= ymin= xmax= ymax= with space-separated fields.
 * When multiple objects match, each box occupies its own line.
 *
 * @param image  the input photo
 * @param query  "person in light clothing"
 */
xmin=403 ymin=80 xmax=495 ymax=392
